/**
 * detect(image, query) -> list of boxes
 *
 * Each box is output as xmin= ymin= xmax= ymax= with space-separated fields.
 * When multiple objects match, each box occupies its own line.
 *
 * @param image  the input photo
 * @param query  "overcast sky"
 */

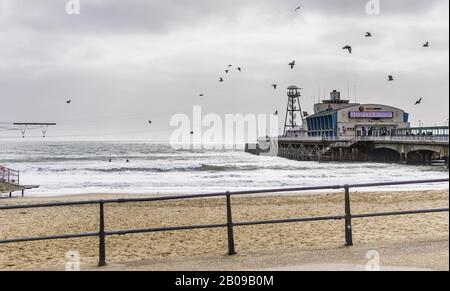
xmin=0 ymin=0 xmax=448 ymax=141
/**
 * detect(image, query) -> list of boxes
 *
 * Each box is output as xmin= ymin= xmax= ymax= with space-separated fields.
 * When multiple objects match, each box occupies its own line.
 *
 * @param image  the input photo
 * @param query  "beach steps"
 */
xmin=0 ymin=180 xmax=23 ymax=195
xmin=0 ymin=181 xmax=39 ymax=198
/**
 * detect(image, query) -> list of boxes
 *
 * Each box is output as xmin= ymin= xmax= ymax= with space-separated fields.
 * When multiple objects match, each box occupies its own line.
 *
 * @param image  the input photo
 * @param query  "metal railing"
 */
xmin=278 ymin=136 xmax=341 ymax=142
xmin=359 ymin=136 xmax=449 ymax=143
xmin=0 ymin=166 xmax=19 ymax=185
xmin=276 ymin=135 xmax=449 ymax=143
xmin=0 ymin=179 xmax=448 ymax=267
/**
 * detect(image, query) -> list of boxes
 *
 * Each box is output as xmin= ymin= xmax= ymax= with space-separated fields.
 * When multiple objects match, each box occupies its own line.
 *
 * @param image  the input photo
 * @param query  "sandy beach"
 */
xmin=0 ymin=189 xmax=448 ymax=271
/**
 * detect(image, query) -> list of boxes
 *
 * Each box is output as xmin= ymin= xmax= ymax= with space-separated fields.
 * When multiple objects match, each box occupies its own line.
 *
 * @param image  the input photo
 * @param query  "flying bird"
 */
xmin=236 ymin=67 xmax=242 ymax=72
xmin=388 ymin=75 xmax=394 ymax=81
xmin=415 ymin=98 xmax=423 ymax=105
xmin=148 ymin=120 xmax=152 ymax=124
xmin=228 ymin=64 xmax=233 ymax=67
xmin=294 ymin=5 xmax=303 ymax=12
xmin=219 ymin=77 xmax=224 ymax=82
xmin=272 ymin=84 xmax=277 ymax=90
xmin=274 ymin=110 xmax=278 ymax=116
xmin=190 ymin=131 xmax=194 ymax=135
xmin=289 ymin=60 xmax=296 ymax=69
xmin=365 ymin=32 xmax=372 ymax=37
xmin=225 ymin=70 xmax=229 ymax=74
xmin=199 ymin=94 xmax=204 ymax=97
xmin=423 ymin=41 xmax=430 ymax=48
xmin=342 ymin=45 xmax=352 ymax=54
xmin=66 ymin=99 xmax=71 ymax=104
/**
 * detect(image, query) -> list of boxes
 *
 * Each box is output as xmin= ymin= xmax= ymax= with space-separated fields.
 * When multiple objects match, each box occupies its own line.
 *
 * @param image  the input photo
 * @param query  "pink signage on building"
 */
xmin=349 ymin=111 xmax=394 ymax=119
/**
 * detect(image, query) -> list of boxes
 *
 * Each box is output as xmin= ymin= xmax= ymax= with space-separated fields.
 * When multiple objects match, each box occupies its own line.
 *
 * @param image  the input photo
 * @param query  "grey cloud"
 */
xmin=0 ymin=0 xmax=448 ymax=141
xmin=2 ymin=0 xmax=273 ymax=35
xmin=3 ymin=0 xmax=445 ymax=35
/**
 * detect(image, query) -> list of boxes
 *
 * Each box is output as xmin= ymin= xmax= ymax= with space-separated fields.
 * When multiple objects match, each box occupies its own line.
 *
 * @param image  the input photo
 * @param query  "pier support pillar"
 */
xmin=400 ymin=153 xmax=406 ymax=164
xmin=351 ymin=148 xmax=359 ymax=161
xmin=427 ymin=152 xmax=433 ymax=165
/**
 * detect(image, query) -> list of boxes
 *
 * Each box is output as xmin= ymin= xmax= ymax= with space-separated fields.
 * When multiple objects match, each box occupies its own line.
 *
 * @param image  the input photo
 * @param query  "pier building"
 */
xmin=246 ymin=87 xmax=449 ymax=167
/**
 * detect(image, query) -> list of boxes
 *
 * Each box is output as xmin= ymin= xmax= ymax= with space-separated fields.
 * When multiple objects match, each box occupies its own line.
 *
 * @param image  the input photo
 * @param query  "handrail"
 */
xmin=359 ymin=136 xmax=449 ymax=142
xmin=275 ymin=135 xmax=449 ymax=143
xmin=0 ymin=178 xmax=448 ymax=268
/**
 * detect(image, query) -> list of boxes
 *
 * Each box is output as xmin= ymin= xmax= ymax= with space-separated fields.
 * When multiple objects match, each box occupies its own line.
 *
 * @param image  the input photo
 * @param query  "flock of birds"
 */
xmin=217 ymin=64 xmax=243 ymax=84
xmin=63 ymin=4 xmax=431 ymax=130
xmin=199 ymin=5 xmax=430 ymax=108
xmin=340 ymin=34 xmax=430 ymax=105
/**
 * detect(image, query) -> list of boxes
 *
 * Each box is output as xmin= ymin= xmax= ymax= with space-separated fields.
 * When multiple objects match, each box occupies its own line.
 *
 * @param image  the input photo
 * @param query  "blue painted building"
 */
xmin=306 ymin=110 xmax=339 ymax=138
xmin=305 ymin=91 xmax=410 ymax=139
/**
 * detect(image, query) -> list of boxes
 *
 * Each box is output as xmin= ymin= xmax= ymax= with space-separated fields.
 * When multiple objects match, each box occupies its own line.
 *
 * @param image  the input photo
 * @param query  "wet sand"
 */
xmin=0 ymin=190 xmax=448 ymax=270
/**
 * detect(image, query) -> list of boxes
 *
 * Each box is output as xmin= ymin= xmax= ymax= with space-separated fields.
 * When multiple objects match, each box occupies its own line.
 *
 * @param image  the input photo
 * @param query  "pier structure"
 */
xmin=246 ymin=87 xmax=450 ymax=167
xmin=276 ymin=131 xmax=449 ymax=166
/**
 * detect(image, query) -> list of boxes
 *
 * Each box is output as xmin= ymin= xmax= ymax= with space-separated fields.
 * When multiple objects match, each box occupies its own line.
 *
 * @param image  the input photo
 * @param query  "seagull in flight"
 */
xmin=295 ymin=5 xmax=303 ymax=12
xmin=423 ymin=41 xmax=430 ymax=48
xmin=66 ymin=99 xmax=71 ymax=104
xmin=388 ymin=75 xmax=394 ymax=81
xmin=342 ymin=45 xmax=352 ymax=54
xmin=415 ymin=98 xmax=423 ymax=105
xmin=365 ymin=32 xmax=373 ymax=37
xmin=228 ymin=64 xmax=233 ymax=67
xmin=289 ymin=60 xmax=296 ymax=69
xmin=272 ymin=84 xmax=277 ymax=90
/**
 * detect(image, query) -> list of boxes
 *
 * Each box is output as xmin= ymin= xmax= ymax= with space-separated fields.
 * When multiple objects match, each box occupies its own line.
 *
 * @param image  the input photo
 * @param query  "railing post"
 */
xmin=225 ymin=192 xmax=236 ymax=256
xmin=344 ymin=185 xmax=353 ymax=246
xmin=98 ymin=201 xmax=107 ymax=267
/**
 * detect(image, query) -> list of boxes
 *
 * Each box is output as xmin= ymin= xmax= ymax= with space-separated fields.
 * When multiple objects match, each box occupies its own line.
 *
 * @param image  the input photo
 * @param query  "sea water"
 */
xmin=0 ymin=141 xmax=448 ymax=197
